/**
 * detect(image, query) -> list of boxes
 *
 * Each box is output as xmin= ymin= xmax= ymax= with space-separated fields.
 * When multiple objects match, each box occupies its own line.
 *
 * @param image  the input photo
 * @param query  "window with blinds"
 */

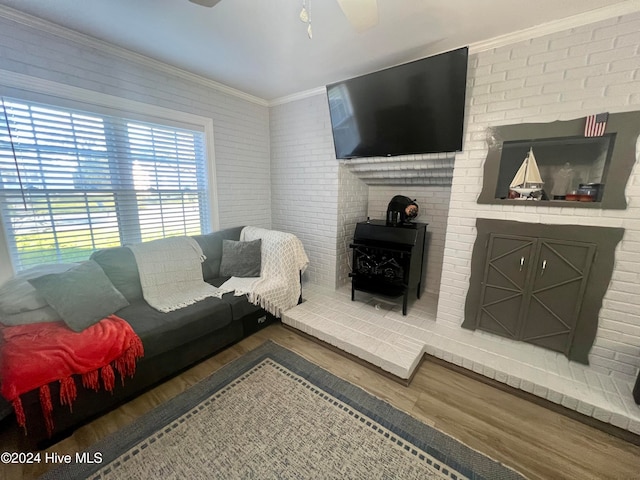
xmin=0 ymin=97 xmax=210 ymax=271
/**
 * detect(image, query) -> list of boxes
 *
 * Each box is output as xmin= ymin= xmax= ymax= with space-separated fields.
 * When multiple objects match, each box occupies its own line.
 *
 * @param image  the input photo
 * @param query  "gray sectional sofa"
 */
xmin=1 ymin=226 xmax=291 ymax=447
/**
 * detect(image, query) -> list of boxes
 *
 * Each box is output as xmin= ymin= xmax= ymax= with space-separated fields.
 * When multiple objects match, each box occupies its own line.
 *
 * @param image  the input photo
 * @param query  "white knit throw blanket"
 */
xmin=129 ymin=236 xmax=223 ymax=313
xmin=221 ymin=227 xmax=309 ymax=317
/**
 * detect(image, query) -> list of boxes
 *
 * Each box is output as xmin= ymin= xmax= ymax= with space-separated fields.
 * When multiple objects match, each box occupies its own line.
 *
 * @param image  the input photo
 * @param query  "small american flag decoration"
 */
xmin=584 ymin=112 xmax=609 ymax=137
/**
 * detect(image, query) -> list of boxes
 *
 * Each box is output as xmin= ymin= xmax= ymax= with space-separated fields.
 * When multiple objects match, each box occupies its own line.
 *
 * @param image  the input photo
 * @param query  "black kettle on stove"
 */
xmin=386 ymin=196 xmax=418 ymax=226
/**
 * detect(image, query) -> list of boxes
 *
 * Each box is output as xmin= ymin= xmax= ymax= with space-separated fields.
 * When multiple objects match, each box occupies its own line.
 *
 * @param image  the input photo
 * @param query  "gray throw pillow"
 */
xmin=28 ymin=260 xmax=130 ymax=332
xmin=90 ymin=246 xmax=142 ymax=302
xmin=220 ymin=239 xmax=262 ymax=277
xmin=0 ymin=263 xmax=78 ymax=315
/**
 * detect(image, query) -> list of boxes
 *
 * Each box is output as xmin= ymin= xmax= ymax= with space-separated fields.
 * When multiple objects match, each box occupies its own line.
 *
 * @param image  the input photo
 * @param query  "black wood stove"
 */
xmin=349 ymin=219 xmax=428 ymax=315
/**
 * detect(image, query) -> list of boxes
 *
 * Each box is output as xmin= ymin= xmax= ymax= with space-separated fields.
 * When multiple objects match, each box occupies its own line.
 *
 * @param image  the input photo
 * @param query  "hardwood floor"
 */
xmin=1 ymin=323 xmax=639 ymax=479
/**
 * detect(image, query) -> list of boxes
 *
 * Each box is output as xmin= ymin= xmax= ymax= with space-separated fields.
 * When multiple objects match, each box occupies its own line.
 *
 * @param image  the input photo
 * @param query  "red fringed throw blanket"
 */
xmin=0 ymin=315 xmax=143 ymax=437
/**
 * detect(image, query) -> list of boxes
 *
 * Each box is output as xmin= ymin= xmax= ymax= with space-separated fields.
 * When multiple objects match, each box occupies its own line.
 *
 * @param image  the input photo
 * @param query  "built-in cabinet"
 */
xmin=474 ymin=234 xmax=595 ymax=356
xmin=464 ymin=219 xmax=624 ymax=364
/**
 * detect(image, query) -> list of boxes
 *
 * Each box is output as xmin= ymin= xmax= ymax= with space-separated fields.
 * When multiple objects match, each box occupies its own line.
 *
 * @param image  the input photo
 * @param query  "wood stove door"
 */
xmin=475 ymin=234 xmax=536 ymax=340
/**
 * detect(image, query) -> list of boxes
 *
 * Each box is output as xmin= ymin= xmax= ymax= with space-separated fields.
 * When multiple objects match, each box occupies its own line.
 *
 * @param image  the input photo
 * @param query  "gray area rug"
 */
xmin=42 ymin=341 xmax=525 ymax=479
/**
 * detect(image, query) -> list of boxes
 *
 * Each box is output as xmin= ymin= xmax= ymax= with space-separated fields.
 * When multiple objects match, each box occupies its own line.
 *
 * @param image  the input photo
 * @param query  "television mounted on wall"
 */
xmin=326 ymin=46 xmax=469 ymax=159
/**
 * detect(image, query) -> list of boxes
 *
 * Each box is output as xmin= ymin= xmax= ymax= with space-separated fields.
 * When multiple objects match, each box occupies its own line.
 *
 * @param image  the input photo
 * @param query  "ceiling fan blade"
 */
xmin=336 ymin=0 xmax=379 ymax=33
xmin=188 ymin=0 xmax=223 ymax=7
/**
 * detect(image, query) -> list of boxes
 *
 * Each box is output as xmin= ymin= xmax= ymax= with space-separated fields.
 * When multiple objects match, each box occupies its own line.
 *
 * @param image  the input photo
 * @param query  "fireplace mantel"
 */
xmin=339 ymin=154 xmax=454 ymax=186
xmin=477 ymin=111 xmax=640 ymax=209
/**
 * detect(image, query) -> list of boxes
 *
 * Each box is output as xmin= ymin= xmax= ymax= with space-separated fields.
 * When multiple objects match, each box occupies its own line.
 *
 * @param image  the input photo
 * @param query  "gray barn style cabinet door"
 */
xmin=520 ymin=239 xmax=596 ymax=355
xmin=475 ymin=234 xmax=595 ymax=357
xmin=476 ymin=234 xmax=536 ymax=340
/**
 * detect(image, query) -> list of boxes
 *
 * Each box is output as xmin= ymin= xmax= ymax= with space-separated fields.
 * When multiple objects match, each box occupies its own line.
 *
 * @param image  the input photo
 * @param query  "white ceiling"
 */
xmin=0 ymin=0 xmax=637 ymax=101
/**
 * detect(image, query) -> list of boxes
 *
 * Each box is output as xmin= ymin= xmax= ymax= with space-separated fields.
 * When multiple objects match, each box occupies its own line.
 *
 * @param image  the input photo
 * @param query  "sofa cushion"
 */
xmin=28 ymin=260 xmax=130 ymax=332
xmin=193 ymin=226 xmax=243 ymax=281
xmin=220 ymin=239 xmax=261 ymax=277
xmin=115 ymin=296 xmax=233 ymax=359
xmin=0 ymin=263 xmax=77 ymax=315
xmin=0 ymin=306 xmax=61 ymax=326
xmin=223 ymin=292 xmax=262 ymax=319
xmin=90 ymin=246 xmax=143 ymax=302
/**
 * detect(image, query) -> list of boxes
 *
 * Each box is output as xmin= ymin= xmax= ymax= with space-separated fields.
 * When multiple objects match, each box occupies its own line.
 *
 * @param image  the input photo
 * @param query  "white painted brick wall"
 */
xmin=367 ymin=186 xmax=451 ymax=294
xmin=270 ymin=94 xmax=340 ymax=288
xmin=438 ymin=12 xmax=640 ymax=383
xmin=336 ymin=165 xmax=369 ymax=287
xmin=0 ymin=15 xmax=271 ymax=245
xmin=270 ymin=92 xmax=452 ymax=293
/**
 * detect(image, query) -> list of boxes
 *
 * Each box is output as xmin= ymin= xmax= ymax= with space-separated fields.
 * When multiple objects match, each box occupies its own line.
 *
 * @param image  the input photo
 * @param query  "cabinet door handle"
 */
xmin=519 ymin=256 xmax=525 ymax=271
xmin=541 ymin=259 xmax=547 ymax=275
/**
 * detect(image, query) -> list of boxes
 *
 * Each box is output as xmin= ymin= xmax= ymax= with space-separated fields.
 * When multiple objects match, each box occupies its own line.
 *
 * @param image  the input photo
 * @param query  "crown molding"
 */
xmin=268 ymin=87 xmax=326 ymax=107
xmin=469 ymin=0 xmax=640 ymax=53
xmin=0 ymin=4 xmax=269 ymax=107
xmin=2 ymin=2 xmax=639 ymax=108
xmin=269 ymin=1 xmax=640 ymax=105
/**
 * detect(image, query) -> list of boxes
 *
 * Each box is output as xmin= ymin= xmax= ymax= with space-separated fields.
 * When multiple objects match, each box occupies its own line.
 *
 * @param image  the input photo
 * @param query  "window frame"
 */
xmin=0 ymin=70 xmax=219 ymax=278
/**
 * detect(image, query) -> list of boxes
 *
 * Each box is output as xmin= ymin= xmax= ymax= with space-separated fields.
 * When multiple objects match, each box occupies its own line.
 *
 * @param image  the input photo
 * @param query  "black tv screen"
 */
xmin=326 ymin=47 xmax=468 ymax=159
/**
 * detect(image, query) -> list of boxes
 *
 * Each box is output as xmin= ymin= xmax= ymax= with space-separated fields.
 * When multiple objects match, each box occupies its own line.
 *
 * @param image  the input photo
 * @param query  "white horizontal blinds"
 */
xmin=0 ymin=97 xmax=210 ymax=271
xmin=126 ymin=122 xmax=207 ymax=243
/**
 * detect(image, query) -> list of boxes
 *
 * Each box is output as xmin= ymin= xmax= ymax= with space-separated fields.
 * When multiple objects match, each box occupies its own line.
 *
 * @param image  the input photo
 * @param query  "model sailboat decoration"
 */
xmin=510 ymin=148 xmax=544 ymax=198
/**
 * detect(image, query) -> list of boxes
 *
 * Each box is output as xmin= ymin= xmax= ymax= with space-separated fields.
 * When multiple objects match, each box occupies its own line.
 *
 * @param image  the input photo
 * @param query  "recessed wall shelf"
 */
xmin=477 ymin=111 xmax=640 ymax=209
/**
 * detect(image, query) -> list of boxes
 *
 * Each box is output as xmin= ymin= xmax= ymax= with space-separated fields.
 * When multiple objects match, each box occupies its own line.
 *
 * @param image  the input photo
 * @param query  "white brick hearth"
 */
xmin=283 ymin=284 xmax=640 ymax=435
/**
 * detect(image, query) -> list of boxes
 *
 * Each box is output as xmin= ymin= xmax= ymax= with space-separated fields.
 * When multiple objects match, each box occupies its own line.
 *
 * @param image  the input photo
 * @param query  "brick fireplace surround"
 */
xmin=275 ymin=11 xmax=640 ymax=436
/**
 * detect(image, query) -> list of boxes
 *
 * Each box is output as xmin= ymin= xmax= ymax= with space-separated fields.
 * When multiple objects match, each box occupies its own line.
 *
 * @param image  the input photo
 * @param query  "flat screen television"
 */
xmin=326 ymin=46 xmax=468 ymax=159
